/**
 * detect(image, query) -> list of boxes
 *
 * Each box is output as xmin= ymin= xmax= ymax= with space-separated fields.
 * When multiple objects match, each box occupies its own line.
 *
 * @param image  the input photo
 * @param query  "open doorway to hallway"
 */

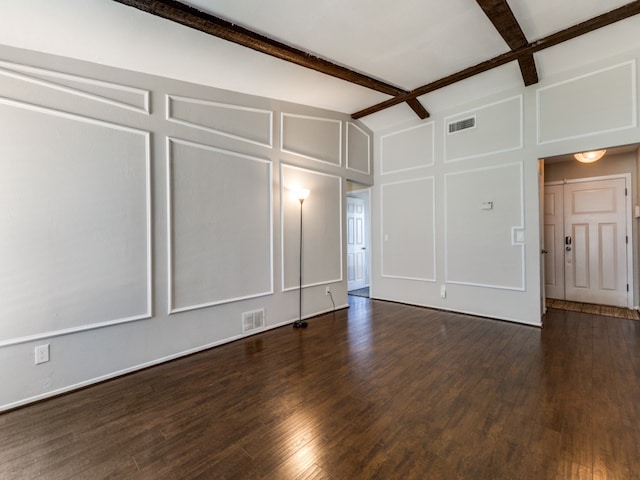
xmin=346 ymin=183 xmax=371 ymax=298
xmin=541 ymin=144 xmax=640 ymax=312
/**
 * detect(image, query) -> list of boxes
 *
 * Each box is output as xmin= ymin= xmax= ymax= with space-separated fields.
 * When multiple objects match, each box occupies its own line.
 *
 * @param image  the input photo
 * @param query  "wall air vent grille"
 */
xmin=242 ymin=309 xmax=265 ymax=333
xmin=448 ymin=116 xmax=476 ymax=134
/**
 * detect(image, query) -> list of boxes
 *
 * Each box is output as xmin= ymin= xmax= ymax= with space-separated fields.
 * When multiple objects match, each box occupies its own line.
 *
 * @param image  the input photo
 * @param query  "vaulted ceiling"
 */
xmin=4 ymin=0 xmax=640 ymax=130
xmin=113 ymin=0 xmax=640 ymax=129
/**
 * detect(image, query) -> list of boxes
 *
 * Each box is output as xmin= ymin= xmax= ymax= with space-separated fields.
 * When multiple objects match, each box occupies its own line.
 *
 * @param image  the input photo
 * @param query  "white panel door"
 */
xmin=544 ymin=184 xmax=565 ymax=300
xmin=564 ymin=178 xmax=627 ymax=307
xmin=347 ymin=197 xmax=367 ymax=291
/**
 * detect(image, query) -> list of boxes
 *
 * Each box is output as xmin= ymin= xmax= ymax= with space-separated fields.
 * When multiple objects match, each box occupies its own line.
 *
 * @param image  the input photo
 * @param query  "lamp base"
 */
xmin=293 ymin=320 xmax=308 ymax=328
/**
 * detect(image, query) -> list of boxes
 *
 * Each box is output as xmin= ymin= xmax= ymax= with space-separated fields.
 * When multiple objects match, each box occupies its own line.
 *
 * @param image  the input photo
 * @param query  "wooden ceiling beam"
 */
xmin=475 ymin=0 xmax=538 ymax=86
xmin=406 ymin=98 xmax=430 ymax=119
xmin=517 ymin=56 xmax=539 ymax=86
xmin=113 ymin=0 xmax=430 ymax=119
xmin=353 ymin=0 xmax=640 ymax=119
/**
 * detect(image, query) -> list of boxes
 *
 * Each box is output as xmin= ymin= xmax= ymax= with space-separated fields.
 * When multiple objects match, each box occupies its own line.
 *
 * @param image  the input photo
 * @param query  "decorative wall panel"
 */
xmin=0 ymin=100 xmax=151 ymax=345
xmin=281 ymin=165 xmax=342 ymax=291
xmin=445 ymin=96 xmax=522 ymax=162
xmin=346 ymin=122 xmax=371 ymax=174
xmin=167 ymin=95 xmax=273 ymax=148
xmin=168 ymin=138 xmax=273 ymax=313
xmin=537 ymin=61 xmax=637 ymax=144
xmin=0 ymin=60 xmax=150 ymax=114
xmin=381 ymin=177 xmax=435 ymax=281
xmin=281 ymin=113 xmax=342 ymax=165
xmin=380 ymin=122 xmax=434 ymax=174
xmin=445 ymin=163 xmax=525 ymax=290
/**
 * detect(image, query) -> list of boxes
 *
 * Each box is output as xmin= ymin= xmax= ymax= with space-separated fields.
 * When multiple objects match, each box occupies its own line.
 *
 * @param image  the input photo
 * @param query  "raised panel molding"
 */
xmin=445 ymin=162 xmax=525 ymax=291
xmin=0 ymin=59 xmax=150 ymax=114
xmin=444 ymin=95 xmax=523 ymax=163
xmin=281 ymin=113 xmax=342 ymax=165
xmin=346 ymin=122 xmax=371 ymax=174
xmin=0 ymin=99 xmax=152 ymax=347
xmin=167 ymin=95 xmax=273 ymax=148
xmin=380 ymin=177 xmax=436 ymax=281
xmin=380 ymin=122 xmax=435 ymax=174
xmin=537 ymin=61 xmax=637 ymax=144
xmin=167 ymin=137 xmax=273 ymax=314
xmin=280 ymin=164 xmax=343 ymax=291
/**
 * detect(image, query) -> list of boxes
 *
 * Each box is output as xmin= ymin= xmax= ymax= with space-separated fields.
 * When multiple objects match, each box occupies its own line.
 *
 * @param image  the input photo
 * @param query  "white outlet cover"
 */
xmin=35 ymin=344 xmax=50 ymax=364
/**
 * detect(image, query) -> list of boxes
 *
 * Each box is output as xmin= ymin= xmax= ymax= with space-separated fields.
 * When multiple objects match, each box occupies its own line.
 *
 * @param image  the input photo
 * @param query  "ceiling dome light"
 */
xmin=574 ymin=150 xmax=606 ymax=163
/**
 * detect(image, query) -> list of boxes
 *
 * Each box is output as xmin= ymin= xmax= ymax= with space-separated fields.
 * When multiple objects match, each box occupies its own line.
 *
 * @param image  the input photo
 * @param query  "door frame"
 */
xmin=346 ymin=188 xmax=371 ymax=294
xmin=543 ymin=173 xmax=634 ymax=309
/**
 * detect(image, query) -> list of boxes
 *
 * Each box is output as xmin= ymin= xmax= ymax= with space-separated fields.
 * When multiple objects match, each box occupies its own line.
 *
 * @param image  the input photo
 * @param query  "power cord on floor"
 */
xmin=328 ymin=291 xmax=335 ymax=311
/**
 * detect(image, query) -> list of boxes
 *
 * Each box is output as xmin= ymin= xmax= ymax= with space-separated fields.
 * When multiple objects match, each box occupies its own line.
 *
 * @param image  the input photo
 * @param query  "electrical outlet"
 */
xmin=440 ymin=285 xmax=447 ymax=299
xmin=325 ymin=286 xmax=331 ymax=296
xmin=35 ymin=344 xmax=50 ymax=365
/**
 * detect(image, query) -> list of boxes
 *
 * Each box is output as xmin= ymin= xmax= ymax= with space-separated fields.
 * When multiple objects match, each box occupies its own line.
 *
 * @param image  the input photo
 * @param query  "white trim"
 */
xmin=346 ymin=122 xmax=371 ymax=174
xmin=380 ymin=176 xmax=436 ymax=282
xmin=444 ymin=95 xmax=523 ymax=163
xmin=381 ymin=274 xmax=436 ymax=282
xmin=0 ymin=98 xmax=153 ymax=347
xmin=0 ymin=304 xmax=348 ymax=413
xmin=0 ymin=96 xmax=148 ymax=134
xmin=444 ymin=162 xmax=525 ymax=291
xmin=0 ymin=59 xmax=150 ymax=114
xmin=536 ymin=60 xmax=637 ymax=145
xmin=279 ymin=163 xmax=344 ymax=292
xmin=372 ymin=295 xmax=542 ymax=328
xmin=166 ymin=94 xmax=273 ymax=148
xmin=564 ymin=173 xmax=632 ymax=184
xmin=166 ymin=137 xmax=274 ymax=314
xmin=380 ymin=122 xmax=435 ymax=175
xmin=280 ymin=112 xmax=343 ymax=166
xmin=0 ymin=314 xmax=152 ymax=348
xmin=281 ymin=279 xmax=343 ymax=293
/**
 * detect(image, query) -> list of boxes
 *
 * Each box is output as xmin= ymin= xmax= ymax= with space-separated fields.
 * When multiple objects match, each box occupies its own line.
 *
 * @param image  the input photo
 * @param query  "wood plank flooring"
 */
xmin=1 ymin=296 xmax=640 ymax=479
xmin=546 ymin=298 xmax=640 ymax=320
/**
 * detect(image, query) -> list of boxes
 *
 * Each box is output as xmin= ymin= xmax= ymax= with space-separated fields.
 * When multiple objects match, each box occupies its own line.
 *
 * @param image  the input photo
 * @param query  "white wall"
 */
xmin=0 ymin=45 xmax=373 ymax=411
xmin=373 ymin=53 xmax=640 ymax=325
xmin=3 ymin=2 xmax=640 ymax=410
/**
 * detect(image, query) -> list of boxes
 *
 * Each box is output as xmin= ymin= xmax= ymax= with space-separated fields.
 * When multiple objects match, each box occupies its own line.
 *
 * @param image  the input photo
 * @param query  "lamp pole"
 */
xmin=294 ymin=189 xmax=309 ymax=328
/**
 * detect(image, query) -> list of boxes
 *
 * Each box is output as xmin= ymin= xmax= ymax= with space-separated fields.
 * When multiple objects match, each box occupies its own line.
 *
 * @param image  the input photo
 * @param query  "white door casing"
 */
xmin=544 ymin=184 xmax=565 ymax=300
xmin=347 ymin=196 xmax=367 ymax=291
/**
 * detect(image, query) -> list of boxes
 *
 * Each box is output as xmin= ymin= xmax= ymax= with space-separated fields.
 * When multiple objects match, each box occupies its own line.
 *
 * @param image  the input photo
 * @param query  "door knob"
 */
xmin=541 ymin=249 xmax=548 ymax=254
xmin=566 ymin=246 xmax=571 ymax=252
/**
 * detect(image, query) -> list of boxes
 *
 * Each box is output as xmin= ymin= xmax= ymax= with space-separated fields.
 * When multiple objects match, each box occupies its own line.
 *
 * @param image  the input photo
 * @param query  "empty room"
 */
xmin=2 ymin=1 xmax=640 ymax=478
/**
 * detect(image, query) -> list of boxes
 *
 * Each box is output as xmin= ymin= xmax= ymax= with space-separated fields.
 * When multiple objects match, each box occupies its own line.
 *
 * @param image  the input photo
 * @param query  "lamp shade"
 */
xmin=574 ymin=150 xmax=606 ymax=163
xmin=294 ymin=188 xmax=310 ymax=201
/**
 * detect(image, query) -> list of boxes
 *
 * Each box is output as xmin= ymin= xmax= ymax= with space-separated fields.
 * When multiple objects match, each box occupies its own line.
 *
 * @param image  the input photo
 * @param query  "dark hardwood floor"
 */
xmin=2 ymin=296 xmax=640 ymax=479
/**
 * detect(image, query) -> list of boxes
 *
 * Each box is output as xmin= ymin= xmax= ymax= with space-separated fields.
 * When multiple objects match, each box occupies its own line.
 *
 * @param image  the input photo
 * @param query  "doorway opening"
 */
xmin=541 ymin=145 xmax=639 ymax=313
xmin=346 ymin=183 xmax=371 ymax=298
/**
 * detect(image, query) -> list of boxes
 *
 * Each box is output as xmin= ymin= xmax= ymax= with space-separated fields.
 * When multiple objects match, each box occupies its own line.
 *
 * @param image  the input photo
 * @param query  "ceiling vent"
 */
xmin=448 ymin=116 xmax=476 ymax=134
xmin=242 ymin=309 xmax=265 ymax=333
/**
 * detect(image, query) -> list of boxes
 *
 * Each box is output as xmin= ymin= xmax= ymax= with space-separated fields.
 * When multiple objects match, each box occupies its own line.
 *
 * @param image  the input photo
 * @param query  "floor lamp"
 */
xmin=293 ymin=188 xmax=310 ymax=328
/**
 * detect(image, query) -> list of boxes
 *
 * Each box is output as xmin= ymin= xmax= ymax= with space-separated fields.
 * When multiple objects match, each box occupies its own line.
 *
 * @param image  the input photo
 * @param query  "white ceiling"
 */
xmin=1 ymin=0 xmax=640 ymax=130
xmin=145 ymin=0 xmax=640 ymax=129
